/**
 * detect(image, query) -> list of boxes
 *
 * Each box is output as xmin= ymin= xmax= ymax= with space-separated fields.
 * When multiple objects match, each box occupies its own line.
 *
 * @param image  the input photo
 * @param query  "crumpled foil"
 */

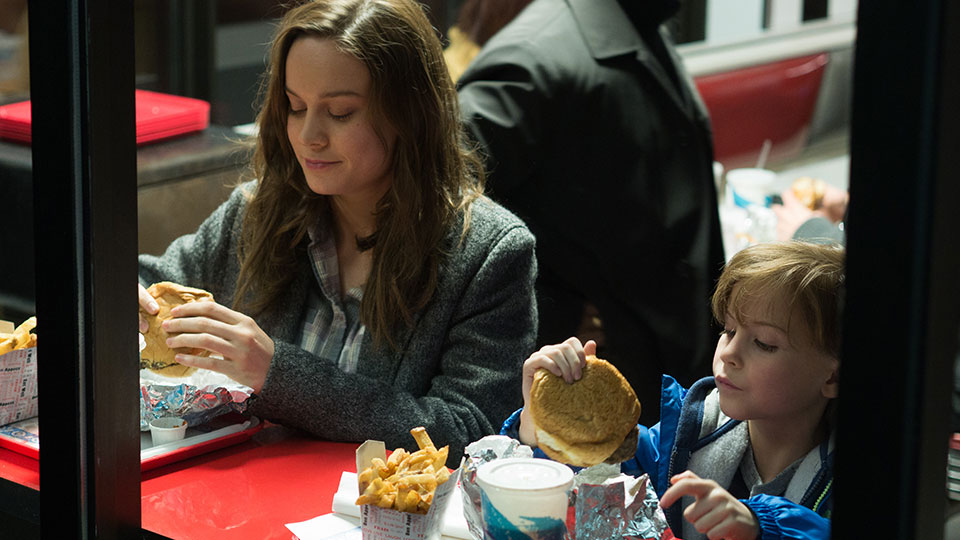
xmin=139 ymin=368 xmax=254 ymax=431
xmin=460 ymin=436 xmax=674 ymax=540
xmin=573 ymin=465 xmax=673 ymax=540
xmin=460 ymin=435 xmax=535 ymax=540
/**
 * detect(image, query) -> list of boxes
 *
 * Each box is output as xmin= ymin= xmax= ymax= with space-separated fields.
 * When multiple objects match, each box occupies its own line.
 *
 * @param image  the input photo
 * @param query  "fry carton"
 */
xmin=355 ymin=437 xmax=460 ymax=540
xmin=0 ymin=318 xmax=38 ymax=426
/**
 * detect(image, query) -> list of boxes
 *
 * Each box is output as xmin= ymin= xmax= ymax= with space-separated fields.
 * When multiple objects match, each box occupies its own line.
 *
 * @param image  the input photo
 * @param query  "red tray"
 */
xmin=0 ymin=89 xmax=210 ymax=146
xmin=0 ymin=412 xmax=261 ymax=471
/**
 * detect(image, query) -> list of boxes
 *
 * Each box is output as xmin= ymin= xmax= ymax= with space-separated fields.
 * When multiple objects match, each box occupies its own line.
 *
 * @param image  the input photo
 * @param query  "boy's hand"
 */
xmin=660 ymin=471 xmax=759 ymax=540
xmin=517 ymin=337 xmax=596 ymax=445
xmin=522 ymin=337 xmax=596 ymax=404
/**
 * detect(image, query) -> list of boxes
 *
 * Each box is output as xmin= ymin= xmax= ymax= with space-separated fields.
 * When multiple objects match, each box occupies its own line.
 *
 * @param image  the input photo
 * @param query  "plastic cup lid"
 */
xmin=476 ymin=457 xmax=573 ymax=492
xmin=726 ymin=168 xmax=776 ymax=184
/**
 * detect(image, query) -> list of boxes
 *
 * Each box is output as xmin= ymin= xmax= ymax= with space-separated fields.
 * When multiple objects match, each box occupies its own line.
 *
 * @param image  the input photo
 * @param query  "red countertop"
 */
xmin=0 ymin=422 xmax=360 ymax=540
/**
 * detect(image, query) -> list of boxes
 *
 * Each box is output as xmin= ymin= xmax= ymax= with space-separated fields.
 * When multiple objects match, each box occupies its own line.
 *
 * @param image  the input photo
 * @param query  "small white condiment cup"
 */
xmin=149 ymin=416 xmax=188 ymax=445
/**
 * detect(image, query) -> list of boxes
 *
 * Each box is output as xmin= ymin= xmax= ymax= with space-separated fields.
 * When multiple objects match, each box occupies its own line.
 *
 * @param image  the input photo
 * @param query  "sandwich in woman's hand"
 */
xmin=140 ymin=281 xmax=214 ymax=377
xmin=529 ymin=355 xmax=642 ymax=467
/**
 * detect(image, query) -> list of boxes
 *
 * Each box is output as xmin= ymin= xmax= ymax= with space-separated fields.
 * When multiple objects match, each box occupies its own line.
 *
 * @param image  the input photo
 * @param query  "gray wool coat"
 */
xmin=139 ymin=183 xmax=537 ymax=462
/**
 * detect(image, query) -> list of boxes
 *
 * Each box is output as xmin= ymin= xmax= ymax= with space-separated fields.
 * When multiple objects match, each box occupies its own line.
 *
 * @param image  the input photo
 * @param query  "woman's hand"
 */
xmin=518 ymin=336 xmax=596 ymax=445
xmin=139 ymin=283 xmax=159 ymax=333
xmin=660 ymin=471 xmax=759 ymax=540
xmin=161 ymin=301 xmax=275 ymax=393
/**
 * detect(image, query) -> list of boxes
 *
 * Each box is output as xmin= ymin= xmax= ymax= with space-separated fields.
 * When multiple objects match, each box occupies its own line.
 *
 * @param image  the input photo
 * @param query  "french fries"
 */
xmin=356 ymin=426 xmax=451 ymax=515
xmin=0 ymin=317 xmax=37 ymax=356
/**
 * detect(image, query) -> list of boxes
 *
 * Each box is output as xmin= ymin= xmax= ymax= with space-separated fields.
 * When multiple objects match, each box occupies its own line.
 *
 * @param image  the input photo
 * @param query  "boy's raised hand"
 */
xmin=517 ymin=337 xmax=596 ymax=446
xmin=660 ymin=471 xmax=759 ymax=540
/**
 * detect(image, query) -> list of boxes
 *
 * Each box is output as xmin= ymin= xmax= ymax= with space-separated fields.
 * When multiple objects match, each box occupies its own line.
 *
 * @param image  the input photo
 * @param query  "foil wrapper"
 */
xmin=573 ymin=465 xmax=673 ymax=540
xmin=461 ymin=436 xmax=674 ymax=540
xmin=460 ymin=435 xmax=535 ymax=540
xmin=139 ymin=368 xmax=253 ymax=431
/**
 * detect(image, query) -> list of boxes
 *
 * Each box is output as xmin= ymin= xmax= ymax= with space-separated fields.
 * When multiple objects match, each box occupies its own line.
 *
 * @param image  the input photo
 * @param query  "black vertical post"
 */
xmin=28 ymin=0 xmax=141 ymax=538
xmin=159 ymin=0 xmax=215 ymax=100
xmin=835 ymin=0 xmax=960 ymax=538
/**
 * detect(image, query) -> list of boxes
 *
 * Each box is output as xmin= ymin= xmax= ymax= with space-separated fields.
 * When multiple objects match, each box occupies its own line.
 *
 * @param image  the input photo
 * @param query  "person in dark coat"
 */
xmin=457 ymin=0 xmax=725 ymax=426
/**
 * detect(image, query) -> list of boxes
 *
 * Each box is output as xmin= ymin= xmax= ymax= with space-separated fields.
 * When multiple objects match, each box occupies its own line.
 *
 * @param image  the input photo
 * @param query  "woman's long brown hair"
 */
xmin=235 ymin=0 xmax=485 ymax=347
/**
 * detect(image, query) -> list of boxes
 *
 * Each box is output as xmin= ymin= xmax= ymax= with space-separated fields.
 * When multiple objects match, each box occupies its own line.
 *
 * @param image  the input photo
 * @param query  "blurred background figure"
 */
xmin=443 ymin=0 xmax=531 ymax=82
xmin=772 ymin=177 xmax=848 ymax=244
xmin=457 ymin=0 xmax=725 ymax=426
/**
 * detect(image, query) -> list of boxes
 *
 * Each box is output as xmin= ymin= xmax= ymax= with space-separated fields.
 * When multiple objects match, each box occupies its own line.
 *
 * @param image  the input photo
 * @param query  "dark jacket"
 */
xmin=139 ymin=183 xmax=538 ymax=462
xmin=457 ymin=0 xmax=725 ymax=425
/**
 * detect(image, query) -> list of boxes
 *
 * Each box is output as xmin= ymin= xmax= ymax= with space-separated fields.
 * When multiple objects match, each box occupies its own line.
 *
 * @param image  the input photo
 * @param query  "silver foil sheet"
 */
xmin=573 ymin=466 xmax=673 ymax=540
xmin=139 ymin=368 xmax=253 ymax=431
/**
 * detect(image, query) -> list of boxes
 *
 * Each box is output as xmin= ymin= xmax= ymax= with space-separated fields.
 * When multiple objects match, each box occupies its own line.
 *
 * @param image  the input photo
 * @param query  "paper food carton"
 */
xmin=0 ymin=318 xmax=38 ymax=426
xmin=355 ymin=439 xmax=459 ymax=540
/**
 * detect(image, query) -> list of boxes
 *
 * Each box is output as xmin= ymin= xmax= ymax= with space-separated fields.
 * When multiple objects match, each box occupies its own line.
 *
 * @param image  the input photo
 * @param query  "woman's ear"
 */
xmin=821 ymin=358 xmax=840 ymax=399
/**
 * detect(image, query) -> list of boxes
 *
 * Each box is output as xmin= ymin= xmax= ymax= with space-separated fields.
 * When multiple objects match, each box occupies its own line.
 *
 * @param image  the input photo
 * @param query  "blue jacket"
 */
xmin=502 ymin=376 xmax=832 ymax=539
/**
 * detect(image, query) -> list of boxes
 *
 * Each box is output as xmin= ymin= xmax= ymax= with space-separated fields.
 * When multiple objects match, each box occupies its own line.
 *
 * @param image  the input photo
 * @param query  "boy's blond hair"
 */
xmin=712 ymin=242 xmax=845 ymax=358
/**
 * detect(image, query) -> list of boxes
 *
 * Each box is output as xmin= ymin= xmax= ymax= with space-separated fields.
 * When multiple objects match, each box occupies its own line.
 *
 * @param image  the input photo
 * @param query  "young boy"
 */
xmin=502 ymin=241 xmax=845 ymax=540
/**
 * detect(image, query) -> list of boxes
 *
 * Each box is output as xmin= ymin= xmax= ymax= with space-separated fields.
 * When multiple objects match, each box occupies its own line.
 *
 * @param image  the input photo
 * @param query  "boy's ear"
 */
xmin=822 ymin=359 xmax=840 ymax=399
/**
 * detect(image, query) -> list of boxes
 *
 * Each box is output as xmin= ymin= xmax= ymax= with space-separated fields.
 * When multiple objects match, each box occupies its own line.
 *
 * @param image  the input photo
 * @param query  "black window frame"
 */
xmin=0 ymin=0 xmax=957 ymax=538
xmin=833 ymin=0 xmax=960 ymax=536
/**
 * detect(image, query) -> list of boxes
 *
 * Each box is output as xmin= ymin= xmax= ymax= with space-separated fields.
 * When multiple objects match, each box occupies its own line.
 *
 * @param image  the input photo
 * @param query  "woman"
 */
xmin=138 ymin=0 xmax=537 ymax=460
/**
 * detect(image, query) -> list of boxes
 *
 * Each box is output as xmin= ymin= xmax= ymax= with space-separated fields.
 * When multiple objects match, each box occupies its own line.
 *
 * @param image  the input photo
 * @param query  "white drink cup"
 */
xmin=476 ymin=457 xmax=573 ymax=539
xmin=726 ymin=168 xmax=777 ymax=208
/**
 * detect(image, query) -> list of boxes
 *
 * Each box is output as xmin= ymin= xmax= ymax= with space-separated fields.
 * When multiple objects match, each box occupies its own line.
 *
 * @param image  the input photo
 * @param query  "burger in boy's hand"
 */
xmin=529 ymin=355 xmax=642 ymax=467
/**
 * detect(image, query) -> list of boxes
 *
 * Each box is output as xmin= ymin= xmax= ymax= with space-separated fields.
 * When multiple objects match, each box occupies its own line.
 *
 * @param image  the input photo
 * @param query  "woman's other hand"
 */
xmin=518 ymin=336 xmax=595 ymax=445
xmin=660 ymin=470 xmax=759 ymax=540
xmin=139 ymin=283 xmax=159 ymax=333
xmin=161 ymin=301 xmax=275 ymax=393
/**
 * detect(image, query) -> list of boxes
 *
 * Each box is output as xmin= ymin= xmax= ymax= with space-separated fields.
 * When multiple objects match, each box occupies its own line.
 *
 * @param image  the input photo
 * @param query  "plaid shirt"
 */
xmin=299 ymin=218 xmax=366 ymax=373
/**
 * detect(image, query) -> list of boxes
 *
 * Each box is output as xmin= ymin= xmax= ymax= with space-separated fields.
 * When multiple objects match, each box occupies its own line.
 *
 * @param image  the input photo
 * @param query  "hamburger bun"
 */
xmin=140 ymin=281 xmax=214 ymax=377
xmin=791 ymin=177 xmax=826 ymax=210
xmin=529 ymin=355 xmax=641 ymax=467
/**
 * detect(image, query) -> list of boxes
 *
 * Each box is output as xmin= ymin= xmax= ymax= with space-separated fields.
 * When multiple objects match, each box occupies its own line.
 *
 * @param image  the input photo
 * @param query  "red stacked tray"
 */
xmin=0 ymin=89 xmax=210 ymax=145
xmin=0 ymin=99 xmax=29 ymax=143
